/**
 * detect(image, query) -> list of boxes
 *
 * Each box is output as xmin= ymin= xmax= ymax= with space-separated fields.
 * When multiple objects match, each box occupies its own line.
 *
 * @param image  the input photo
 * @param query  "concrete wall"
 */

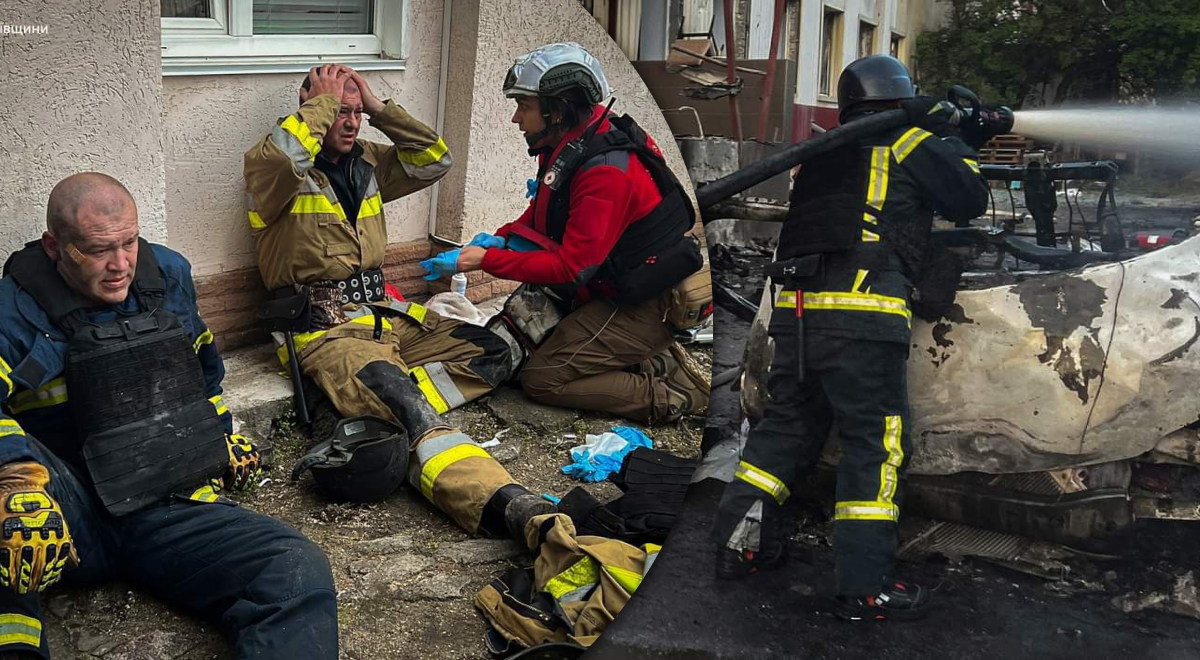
xmin=437 ymin=0 xmax=697 ymax=243
xmin=0 ymin=0 xmax=168 ymax=257
xmin=164 ymin=0 xmax=446 ymax=278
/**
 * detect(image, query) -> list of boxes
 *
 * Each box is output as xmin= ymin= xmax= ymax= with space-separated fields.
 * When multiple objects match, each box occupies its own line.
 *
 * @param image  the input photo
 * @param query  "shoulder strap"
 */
xmin=4 ymin=240 xmax=90 ymax=334
xmin=131 ymin=238 xmax=166 ymax=308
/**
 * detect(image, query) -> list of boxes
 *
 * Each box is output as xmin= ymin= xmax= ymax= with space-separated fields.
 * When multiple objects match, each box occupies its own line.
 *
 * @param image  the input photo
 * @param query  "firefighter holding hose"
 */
xmin=711 ymin=55 xmax=995 ymax=620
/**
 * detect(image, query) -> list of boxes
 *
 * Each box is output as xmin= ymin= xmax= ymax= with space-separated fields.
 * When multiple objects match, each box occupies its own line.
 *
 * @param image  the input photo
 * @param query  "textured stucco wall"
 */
xmin=164 ymin=0 xmax=445 ymax=277
xmin=0 ymin=1 xmax=168 ymax=256
xmin=438 ymin=0 xmax=697 ymax=242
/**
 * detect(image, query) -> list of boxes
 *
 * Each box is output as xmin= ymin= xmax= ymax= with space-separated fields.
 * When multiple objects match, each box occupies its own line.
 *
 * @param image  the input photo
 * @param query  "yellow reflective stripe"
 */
xmin=404 ymin=302 xmax=428 ymax=324
xmin=411 ymin=366 xmax=450 ymax=414
xmin=803 ymin=291 xmax=911 ymax=323
xmin=545 ymin=556 xmax=600 ymax=600
xmin=852 ymin=270 xmax=870 ymax=294
xmin=862 ymin=229 xmax=881 ymax=242
xmin=275 ymin=316 xmax=392 ymax=367
xmin=187 ymin=484 xmax=221 ymax=503
xmin=877 ymin=415 xmax=904 ymax=505
xmin=397 ymin=136 xmax=449 ymax=167
xmin=866 ymin=146 xmax=890 ymax=211
xmin=360 ymin=193 xmax=383 ymax=218
xmin=419 ymin=443 xmax=491 ymax=501
xmin=280 ymin=115 xmax=321 ymax=158
xmin=209 ymin=394 xmax=229 ymax=417
xmin=7 ymin=378 xmax=67 ymax=414
xmin=290 ymin=193 xmax=346 ymax=221
xmin=891 ymin=127 xmax=932 ymax=163
xmin=0 ymin=613 xmax=41 ymax=648
xmin=775 ymin=290 xmax=797 ymax=310
xmin=0 ymin=420 xmax=24 ymax=439
xmin=735 ymin=461 xmax=791 ymax=505
xmin=605 ymin=564 xmax=644 ymax=595
xmin=248 ymin=210 xmax=267 ymax=230
xmin=0 ymin=356 xmax=11 ymax=398
xmin=193 ymin=329 xmax=214 ymax=352
xmin=643 ymin=543 xmax=662 ymax=554
xmin=862 ymin=211 xmax=878 ymax=225
xmin=834 ymin=500 xmax=900 ymax=521
xmin=963 ymin=158 xmax=981 ymax=174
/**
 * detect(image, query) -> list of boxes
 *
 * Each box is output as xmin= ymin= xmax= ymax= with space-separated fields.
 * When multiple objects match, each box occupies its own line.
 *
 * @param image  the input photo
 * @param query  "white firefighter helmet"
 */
xmin=503 ymin=42 xmax=612 ymax=105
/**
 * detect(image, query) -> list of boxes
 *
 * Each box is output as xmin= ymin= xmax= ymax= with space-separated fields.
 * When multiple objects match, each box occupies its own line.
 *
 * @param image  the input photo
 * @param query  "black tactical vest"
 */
xmin=540 ymin=114 xmax=701 ymax=305
xmin=4 ymin=240 xmax=228 ymax=516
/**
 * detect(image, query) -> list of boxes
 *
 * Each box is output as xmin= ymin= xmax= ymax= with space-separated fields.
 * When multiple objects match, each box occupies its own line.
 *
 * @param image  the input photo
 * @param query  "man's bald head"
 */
xmin=46 ymin=172 xmax=135 ymax=241
xmin=42 ymin=172 xmax=140 ymax=305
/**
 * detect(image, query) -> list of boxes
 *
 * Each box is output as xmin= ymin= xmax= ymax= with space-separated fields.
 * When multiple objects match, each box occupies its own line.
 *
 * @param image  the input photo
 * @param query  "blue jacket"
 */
xmin=0 ymin=243 xmax=232 ymax=467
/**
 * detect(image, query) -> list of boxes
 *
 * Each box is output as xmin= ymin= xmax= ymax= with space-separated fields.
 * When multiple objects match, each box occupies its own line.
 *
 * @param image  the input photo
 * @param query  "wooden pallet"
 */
xmin=986 ymin=134 xmax=1034 ymax=150
xmin=978 ymin=147 xmax=1024 ymax=165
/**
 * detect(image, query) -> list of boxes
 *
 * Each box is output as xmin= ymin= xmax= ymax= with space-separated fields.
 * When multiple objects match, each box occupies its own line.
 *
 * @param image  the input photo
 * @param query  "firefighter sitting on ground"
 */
xmin=243 ymin=64 xmax=553 ymax=541
xmin=422 ymin=43 xmax=711 ymax=425
xmin=0 ymin=173 xmax=338 ymax=659
xmin=711 ymin=55 xmax=992 ymax=621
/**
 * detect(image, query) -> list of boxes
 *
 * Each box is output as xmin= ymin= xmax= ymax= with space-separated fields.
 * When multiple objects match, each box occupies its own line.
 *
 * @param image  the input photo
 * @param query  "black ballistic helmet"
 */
xmin=837 ymin=55 xmax=916 ymax=121
xmin=291 ymin=416 xmax=409 ymax=503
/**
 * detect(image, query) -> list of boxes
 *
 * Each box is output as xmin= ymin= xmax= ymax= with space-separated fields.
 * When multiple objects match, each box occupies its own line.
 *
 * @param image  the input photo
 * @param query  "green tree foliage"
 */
xmin=915 ymin=0 xmax=1200 ymax=107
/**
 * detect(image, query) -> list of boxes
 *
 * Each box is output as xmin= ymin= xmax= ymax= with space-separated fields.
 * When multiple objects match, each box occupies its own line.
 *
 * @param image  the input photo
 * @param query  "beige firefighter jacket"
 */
xmin=243 ymin=93 xmax=451 ymax=291
xmin=475 ymin=513 xmax=661 ymax=649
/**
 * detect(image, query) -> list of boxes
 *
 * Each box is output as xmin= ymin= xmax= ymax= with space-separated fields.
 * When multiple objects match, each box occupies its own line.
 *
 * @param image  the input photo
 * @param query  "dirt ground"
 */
xmin=37 ymin=349 xmax=709 ymax=660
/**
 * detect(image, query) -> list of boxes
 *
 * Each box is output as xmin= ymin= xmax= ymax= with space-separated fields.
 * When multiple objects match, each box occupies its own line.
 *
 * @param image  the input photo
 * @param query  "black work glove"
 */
xmin=960 ymin=104 xmax=1015 ymax=150
xmin=901 ymin=97 xmax=961 ymax=137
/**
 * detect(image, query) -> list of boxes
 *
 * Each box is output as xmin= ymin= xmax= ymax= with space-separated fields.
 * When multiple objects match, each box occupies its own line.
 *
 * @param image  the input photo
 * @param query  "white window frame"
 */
xmin=162 ymin=0 xmax=407 ymax=76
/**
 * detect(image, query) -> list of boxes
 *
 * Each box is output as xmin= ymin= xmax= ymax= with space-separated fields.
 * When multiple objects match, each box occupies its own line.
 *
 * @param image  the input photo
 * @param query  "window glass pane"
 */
xmin=819 ymin=11 xmax=838 ymax=96
xmin=253 ymin=0 xmax=373 ymax=35
xmin=859 ymin=22 xmax=874 ymax=59
xmin=162 ymin=0 xmax=211 ymax=18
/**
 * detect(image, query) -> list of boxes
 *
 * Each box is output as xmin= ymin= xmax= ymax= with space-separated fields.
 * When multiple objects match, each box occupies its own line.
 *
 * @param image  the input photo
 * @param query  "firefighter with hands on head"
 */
xmin=244 ymin=64 xmax=553 ymax=542
xmin=0 ymin=173 xmax=338 ymax=659
xmin=423 ymin=42 xmax=711 ymax=426
xmin=710 ymin=55 xmax=991 ymax=621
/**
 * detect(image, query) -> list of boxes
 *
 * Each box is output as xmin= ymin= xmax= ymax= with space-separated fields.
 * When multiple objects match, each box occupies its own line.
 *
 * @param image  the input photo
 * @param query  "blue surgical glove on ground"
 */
xmin=562 ymin=426 xmax=654 ymax=483
xmin=468 ymin=233 xmax=506 ymax=249
xmin=420 ymin=249 xmax=461 ymax=281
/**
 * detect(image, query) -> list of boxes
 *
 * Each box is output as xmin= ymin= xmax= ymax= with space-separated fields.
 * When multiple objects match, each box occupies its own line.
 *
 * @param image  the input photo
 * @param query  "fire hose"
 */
xmin=696 ymin=88 xmax=1014 ymax=213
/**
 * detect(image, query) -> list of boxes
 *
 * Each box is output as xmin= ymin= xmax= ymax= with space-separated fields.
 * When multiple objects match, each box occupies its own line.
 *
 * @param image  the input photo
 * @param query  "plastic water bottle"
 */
xmin=451 ymin=272 xmax=468 ymax=297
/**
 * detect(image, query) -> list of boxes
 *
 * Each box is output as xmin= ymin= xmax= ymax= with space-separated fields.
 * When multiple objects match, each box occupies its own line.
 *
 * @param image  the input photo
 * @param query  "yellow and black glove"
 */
xmin=225 ymin=434 xmax=262 ymax=491
xmin=0 ymin=462 xmax=78 ymax=594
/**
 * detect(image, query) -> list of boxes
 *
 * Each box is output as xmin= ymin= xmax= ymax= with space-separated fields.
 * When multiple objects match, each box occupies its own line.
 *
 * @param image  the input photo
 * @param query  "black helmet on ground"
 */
xmin=291 ymin=416 xmax=409 ymax=503
xmin=837 ymin=55 xmax=916 ymax=122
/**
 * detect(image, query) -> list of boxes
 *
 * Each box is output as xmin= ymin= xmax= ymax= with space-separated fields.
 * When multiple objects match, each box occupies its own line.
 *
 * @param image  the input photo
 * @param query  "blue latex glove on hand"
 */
xmin=468 ymin=233 xmax=506 ymax=249
xmin=420 ymin=249 xmax=461 ymax=281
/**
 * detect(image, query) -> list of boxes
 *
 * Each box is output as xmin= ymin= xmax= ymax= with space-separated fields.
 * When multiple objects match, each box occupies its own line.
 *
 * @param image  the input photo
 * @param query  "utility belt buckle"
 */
xmin=332 ymin=267 xmax=386 ymax=305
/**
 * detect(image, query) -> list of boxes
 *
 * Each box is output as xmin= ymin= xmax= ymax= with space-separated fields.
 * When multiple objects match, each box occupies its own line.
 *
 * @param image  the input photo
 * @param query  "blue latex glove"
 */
xmin=468 ymin=232 xmax=506 ymax=249
xmin=526 ymin=178 xmax=538 ymax=199
xmin=419 ymin=249 xmax=461 ymax=281
xmin=505 ymin=234 xmax=542 ymax=253
xmin=561 ymin=426 xmax=654 ymax=483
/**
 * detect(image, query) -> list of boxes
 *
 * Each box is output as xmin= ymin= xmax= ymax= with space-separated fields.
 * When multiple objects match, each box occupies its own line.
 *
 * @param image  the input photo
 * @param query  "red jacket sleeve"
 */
xmin=482 ymin=166 xmax=634 ymax=285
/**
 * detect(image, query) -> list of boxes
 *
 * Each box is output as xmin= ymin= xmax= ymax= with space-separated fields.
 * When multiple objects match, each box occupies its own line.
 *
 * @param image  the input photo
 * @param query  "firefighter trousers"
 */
xmin=711 ymin=318 xmax=912 ymax=596
xmin=296 ymin=305 xmax=522 ymax=536
xmin=0 ymin=439 xmax=337 ymax=659
xmin=519 ymin=291 xmax=677 ymax=423
xmin=296 ymin=305 xmax=513 ymax=418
